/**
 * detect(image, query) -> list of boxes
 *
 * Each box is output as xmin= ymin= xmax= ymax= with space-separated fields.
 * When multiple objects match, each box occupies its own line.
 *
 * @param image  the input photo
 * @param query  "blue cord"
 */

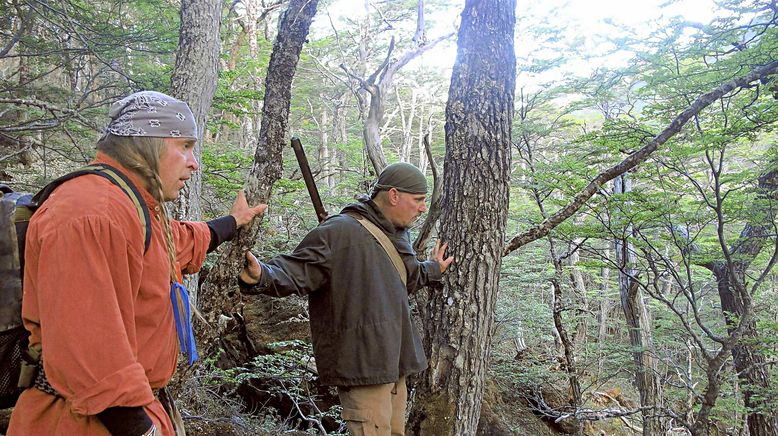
xmin=170 ymin=282 xmax=199 ymax=366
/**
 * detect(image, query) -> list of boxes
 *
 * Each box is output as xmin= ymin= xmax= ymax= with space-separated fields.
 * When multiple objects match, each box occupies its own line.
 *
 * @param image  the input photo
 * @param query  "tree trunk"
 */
xmin=169 ymin=0 xmax=222 ymax=303
xmin=397 ymin=86 xmax=418 ymax=162
xmin=712 ymin=263 xmax=778 ymax=435
xmin=197 ymin=0 xmax=319 ymax=363
xmin=245 ymin=0 xmax=263 ymax=144
xmin=567 ymin=234 xmax=588 ymax=349
xmin=317 ymin=101 xmax=335 ymax=191
xmin=407 ymin=1 xmax=515 ymax=434
xmin=550 ymin=265 xmax=584 ymax=435
xmin=333 ymin=92 xmax=348 ymax=190
xmin=417 ymin=103 xmax=428 ymax=173
xmin=614 ymin=174 xmax=663 ymax=436
xmin=703 ymin=164 xmax=778 ymax=435
xmin=597 ymin=250 xmax=610 ymax=377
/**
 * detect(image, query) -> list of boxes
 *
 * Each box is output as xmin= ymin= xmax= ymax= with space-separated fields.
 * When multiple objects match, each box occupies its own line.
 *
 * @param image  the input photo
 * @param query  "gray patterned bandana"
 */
xmin=104 ymin=91 xmax=198 ymax=139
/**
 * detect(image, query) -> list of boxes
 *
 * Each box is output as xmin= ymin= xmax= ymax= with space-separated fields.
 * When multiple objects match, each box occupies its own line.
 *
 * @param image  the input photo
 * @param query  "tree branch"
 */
xmin=413 ymin=133 xmax=442 ymax=254
xmin=503 ymin=60 xmax=778 ymax=255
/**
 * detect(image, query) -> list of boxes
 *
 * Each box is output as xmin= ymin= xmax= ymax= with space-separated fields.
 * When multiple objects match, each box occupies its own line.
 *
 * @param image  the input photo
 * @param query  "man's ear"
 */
xmin=388 ymin=188 xmax=400 ymax=205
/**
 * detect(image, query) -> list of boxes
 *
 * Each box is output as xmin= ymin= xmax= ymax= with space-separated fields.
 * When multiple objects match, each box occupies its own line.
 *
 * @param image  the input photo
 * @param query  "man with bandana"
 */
xmin=8 ymin=91 xmax=266 ymax=436
xmin=239 ymin=162 xmax=454 ymax=436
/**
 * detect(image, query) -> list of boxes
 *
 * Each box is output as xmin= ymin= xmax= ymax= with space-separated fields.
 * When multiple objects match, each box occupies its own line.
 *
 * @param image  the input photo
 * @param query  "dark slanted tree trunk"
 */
xmin=614 ymin=174 xmax=663 ymax=436
xmin=711 ymin=263 xmax=777 ymax=435
xmin=169 ymin=0 xmax=222 ymax=302
xmin=703 ymin=165 xmax=778 ymax=435
xmin=407 ymin=0 xmax=515 ymax=434
xmin=197 ymin=0 xmax=319 ymax=366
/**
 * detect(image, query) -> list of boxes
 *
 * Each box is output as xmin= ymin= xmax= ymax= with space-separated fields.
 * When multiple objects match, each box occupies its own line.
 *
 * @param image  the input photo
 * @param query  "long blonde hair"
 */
xmin=96 ymin=134 xmax=178 ymax=282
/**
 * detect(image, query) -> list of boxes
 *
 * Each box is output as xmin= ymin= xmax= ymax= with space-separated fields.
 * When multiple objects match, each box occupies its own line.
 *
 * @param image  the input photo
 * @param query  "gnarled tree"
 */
xmin=197 ymin=0 xmax=320 ymax=365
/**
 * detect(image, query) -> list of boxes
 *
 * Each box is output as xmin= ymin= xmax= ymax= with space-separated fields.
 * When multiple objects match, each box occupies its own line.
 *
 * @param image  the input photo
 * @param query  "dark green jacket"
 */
xmin=251 ymin=199 xmax=442 ymax=386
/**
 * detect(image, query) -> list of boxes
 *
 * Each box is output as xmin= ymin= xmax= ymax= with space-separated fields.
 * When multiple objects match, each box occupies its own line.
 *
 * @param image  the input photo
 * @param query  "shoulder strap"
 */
xmin=345 ymin=212 xmax=407 ymax=286
xmin=31 ymin=163 xmax=151 ymax=254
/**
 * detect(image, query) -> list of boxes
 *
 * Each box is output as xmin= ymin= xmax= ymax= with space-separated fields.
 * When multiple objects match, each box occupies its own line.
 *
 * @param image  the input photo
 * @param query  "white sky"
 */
xmin=318 ymin=0 xmax=725 ymax=87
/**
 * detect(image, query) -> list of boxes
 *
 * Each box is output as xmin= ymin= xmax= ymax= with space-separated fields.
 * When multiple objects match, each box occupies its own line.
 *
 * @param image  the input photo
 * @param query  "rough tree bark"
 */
xmin=197 ymin=0 xmax=319 ymax=363
xmin=614 ymin=174 xmax=663 ymax=435
xmin=170 ymin=0 xmax=221 ymax=222
xmin=701 ymin=164 xmax=778 ymax=436
xmin=406 ymin=0 xmax=515 ymax=434
xmin=169 ymin=0 xmax=222 ymax=302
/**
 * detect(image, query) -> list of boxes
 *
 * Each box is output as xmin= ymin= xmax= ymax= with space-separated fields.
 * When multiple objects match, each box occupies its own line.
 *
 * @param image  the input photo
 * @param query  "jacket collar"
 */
xmin=342 ymin=198 xmax=399 ymax=234
xmin=92 ymin=151 xmax=160 ymax=210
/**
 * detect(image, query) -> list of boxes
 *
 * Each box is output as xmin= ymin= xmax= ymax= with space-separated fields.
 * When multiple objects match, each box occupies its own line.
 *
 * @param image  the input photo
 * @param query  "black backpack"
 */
xmin=0 ymin=163 xmax=151 ymax=408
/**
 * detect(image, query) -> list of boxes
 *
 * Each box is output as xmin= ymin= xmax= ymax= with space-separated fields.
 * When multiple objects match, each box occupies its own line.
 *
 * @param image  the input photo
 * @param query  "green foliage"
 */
xmin=4 ymin=0 xmax=777 ymax=433
xmin=503 ymin=2 xmax=778 ymax=433
xmin=231 ymin=341 xmax=345 ymax=434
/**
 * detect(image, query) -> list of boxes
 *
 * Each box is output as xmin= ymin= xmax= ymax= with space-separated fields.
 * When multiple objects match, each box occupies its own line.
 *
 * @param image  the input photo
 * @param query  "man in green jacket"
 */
xmin=239 ymin=162 xmax=453 ymax=436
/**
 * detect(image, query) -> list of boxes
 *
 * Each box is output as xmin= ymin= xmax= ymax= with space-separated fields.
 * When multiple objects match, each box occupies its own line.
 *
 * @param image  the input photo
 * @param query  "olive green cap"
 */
xmin=371 ymin=162 xmax=428 ymax=197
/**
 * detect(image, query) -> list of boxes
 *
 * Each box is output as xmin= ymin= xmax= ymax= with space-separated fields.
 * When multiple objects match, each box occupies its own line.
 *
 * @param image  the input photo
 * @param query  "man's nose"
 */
xmin=188 ymin=150 xmax=200 ymax=171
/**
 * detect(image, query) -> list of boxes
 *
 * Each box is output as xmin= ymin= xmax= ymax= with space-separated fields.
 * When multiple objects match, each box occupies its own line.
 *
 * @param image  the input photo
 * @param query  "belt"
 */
xmin=33 ymin=360 xmax=59 ymax=397
xmin=35 ymin=360 xmax=165 ymax=401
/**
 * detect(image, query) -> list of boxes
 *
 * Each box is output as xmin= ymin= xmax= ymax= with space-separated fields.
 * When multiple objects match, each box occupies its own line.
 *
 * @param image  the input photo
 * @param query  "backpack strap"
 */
xmin=345 ymin=212 xmax=407 ymax=286
xmin=30 ymin=163 xmax=152 ymax=254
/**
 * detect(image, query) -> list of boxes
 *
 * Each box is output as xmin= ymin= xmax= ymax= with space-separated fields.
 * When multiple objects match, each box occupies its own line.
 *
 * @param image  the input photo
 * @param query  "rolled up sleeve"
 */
xmin=170 ymin=220 xmax=210 ymax=275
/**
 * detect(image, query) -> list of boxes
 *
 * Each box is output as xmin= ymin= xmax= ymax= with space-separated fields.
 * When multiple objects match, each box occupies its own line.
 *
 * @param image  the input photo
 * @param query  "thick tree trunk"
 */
xmin=703 ymin=165 xmax=778 ymax=435
xmin=712 ymin=263 xmax=778 ymax=435
xmin=614 ymin=174 xmax=663 ymax=436
xmin=169 ymin=0 xmax=222 ymax=302
xmin=170 ymin=0 xmax=221 ymax=222
xmin=407 ymin=1 xmax=515 ymax=434
xmin=197 ymin=0 xmax=319 ymax=362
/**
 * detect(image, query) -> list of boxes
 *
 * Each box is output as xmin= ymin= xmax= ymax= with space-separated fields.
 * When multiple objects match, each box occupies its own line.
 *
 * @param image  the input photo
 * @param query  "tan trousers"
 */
xmin=337 ymin=377 xmax=407 ymax=436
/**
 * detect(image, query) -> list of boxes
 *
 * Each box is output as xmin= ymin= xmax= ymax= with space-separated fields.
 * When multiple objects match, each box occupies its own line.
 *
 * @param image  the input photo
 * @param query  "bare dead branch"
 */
xmin=366 ymin=36 xmax=395 ymax=86
xmin=413 ymin=133 xmax=442 ymax=254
